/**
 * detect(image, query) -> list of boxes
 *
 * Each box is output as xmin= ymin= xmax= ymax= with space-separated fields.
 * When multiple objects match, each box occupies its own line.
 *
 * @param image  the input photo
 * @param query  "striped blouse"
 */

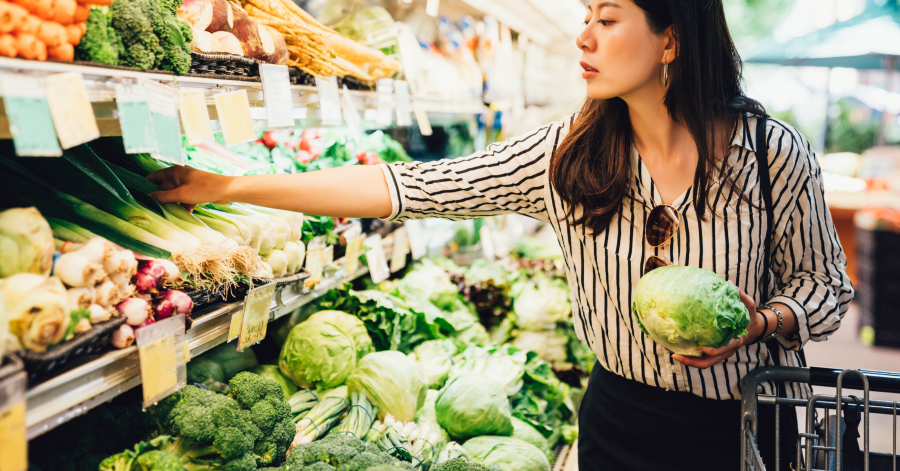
xmin=378 ymin=114 xmax=853 ymax=400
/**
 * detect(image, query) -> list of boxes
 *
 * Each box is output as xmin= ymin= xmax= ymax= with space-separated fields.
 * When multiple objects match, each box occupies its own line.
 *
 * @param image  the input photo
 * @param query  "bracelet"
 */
xmin=752 ymin=311 xmax=769 ymax=344
xmin=758 ymin=304 xmax=784 ymax=343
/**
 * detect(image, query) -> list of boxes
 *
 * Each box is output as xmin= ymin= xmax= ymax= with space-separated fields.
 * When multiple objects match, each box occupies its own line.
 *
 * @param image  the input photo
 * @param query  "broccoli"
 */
xmin=227 ymin=372 xmax=295 ymax=467
xmin=134 ymin=451 xmax=185 ymax=471
xmin=429 ymin=458 xmax=493 ymax=471
xmin=110 ymin=0 xmax=160 ymax=70
xmin=305 ymin=464 xmax=336 ymax=471
xmin=75 ymin=8 xmax=122 ymax=66
xmin=283 ymin=434 xmax=414 ymax=471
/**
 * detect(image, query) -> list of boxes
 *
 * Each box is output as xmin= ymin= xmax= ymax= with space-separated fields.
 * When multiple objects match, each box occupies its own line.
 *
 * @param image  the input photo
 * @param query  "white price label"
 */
xmin=413 ymin=101 xmax=433 ymax=137
xmin=365 ymin=234 xmax=390 ymax=284
xmin=390 ymin=227 xmax=409 ymax=273
xmin=405 ymin=220 xmax=426 ymax=260
xmin=479 ymin=226 xmax=496 ymax=261
xmin=426 ymin=0 xmax=440 ymax=17
xmin=394 ymin=80 xmax=412 ymax=127
xmin=315 ymin=76 xmax=342 ymax=126
xmin=341 ymin=85 xmax=361 ymax=145
xmin=375 ymin=78 xmax=394 ymax=127
xmin=146 ymin=82 xmax=183 ymax=165
xmin=260 ymin=64 xmax=294 ymax=128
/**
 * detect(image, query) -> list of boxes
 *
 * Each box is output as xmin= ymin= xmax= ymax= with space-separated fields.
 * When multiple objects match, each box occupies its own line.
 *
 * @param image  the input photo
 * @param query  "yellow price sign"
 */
xmin=305 ymin=244 xmax=326 ymax=288
xmin=228 ymin=309 xmax=244 ymax=342
xmin=44 ymin=72 xmax=100 ymax=149
xmin=139 ymin=334 xmax=177 ymax=404
xmin=0 ymin=371 xmax=26 ymax=471
xmin=344 ymin=234 xmax=365 ymax=275
xmin=237 ymin=283 xmax=276 ymax=352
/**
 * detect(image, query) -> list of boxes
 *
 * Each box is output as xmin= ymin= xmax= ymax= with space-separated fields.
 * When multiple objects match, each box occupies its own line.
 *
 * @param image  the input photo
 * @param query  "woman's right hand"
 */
xmin=147 ymin=166 xmax=234 ymax=209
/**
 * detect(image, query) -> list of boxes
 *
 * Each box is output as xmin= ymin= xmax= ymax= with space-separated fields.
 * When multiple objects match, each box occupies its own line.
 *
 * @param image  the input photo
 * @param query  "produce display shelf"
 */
xmin=23 ymin=257 xmax=370 ymax=440
xmin=0 ymin=57 xmax=488 ymax=140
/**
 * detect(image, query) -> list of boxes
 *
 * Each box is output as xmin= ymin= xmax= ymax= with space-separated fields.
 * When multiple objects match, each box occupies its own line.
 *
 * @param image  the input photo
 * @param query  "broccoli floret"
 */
xmin=75 ymin=8 xmax=120 ymax=65
xmin=110 ymin=0 xmax=160 ymax=70
xmin=341 ymin=452 xmax=387 ymax=471
xmin=283 ymin=434 xmax=416 ymax=471
xmin=305 ymin=464 xmax=336 ymax=471
xmin=429 ymin=458 xmax=492 ymax=471
xmin=142 ymin=0 xmax=191 ymax=74
xmin=365 ymin=467 xmax=409 ymax=471
xmin=134 ymin=451 xmax=185 ymax=471
xmin=99 ymin=450 xmax=134 ymax=471
xmin=227 ymin=372 xmax=295 ymax=467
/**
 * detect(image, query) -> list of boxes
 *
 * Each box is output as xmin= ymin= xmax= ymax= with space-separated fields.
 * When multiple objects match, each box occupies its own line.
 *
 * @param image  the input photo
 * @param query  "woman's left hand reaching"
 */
xmin=672 ymin=286 xmax=763 ymax=369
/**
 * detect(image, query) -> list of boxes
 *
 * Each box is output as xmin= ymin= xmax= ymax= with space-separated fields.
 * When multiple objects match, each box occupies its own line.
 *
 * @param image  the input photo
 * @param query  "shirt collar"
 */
xmin=730 ymin=114 xmax=758 ymax=153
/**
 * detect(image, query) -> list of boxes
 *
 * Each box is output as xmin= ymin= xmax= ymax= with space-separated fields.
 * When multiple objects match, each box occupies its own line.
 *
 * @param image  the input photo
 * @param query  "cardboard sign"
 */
xmin=44 ymin=72 xmax=100 ymax=149
xmin=115 ymin=81 xmax=157 ymax=153
xmin=178 ymin=89 xmax=214 ymax=144
xmin=260 ymin=64 xmax=294 ymax=128
xmin=0 ymin=372 xmax=26 ymax=471
xmin=136 ymin=314 xmax=186 ymax=408
xmin=0 ymin=74 xmax=61 ymax=156
xmin=237 ymin=283 xmax=276 ymax=352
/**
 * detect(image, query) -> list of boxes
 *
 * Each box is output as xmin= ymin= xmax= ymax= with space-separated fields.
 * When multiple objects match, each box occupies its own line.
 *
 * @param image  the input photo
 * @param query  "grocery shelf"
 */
xmin=23 ymin=257 xmax=370 ymax=440
xmin=0 ymin=57 xmax=487 ymax=139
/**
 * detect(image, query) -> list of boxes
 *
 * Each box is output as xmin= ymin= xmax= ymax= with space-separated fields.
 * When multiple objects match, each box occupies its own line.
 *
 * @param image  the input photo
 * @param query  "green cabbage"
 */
xmin=279 ymin=310 xmax=373 ymax=388
xmin=409 ymin=339 xmax=458 ymax=388
xmin=631 ymin=266 xmax=749 ymax=356
xmin=449 ymin=345 xmax=526 ymax=396
xmin=511 ymin=276 xmax=571 ymax=331
xmin=346 ymin=351 xmax=428 ymax=422
xmin=464 ymin=436 xmax=550 ymax=471
xmin=510 ymin=417 xmax=551 ymax=462
xmin=435 ymin=374 xmax=513 ymax=439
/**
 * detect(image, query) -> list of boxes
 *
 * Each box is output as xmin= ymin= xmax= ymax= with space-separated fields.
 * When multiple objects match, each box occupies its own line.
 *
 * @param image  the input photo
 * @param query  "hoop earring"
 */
xmin=664 ymin=63 xmax=669 ymax=88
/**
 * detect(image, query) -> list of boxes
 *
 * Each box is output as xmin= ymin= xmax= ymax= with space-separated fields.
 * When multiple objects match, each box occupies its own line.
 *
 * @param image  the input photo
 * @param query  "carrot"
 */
xmin=16 ymin=14 xmax=41 ymax=34
xmin=49 ymin=0 xmax=74 ymax=24
xmin=9 ymin=0 xmax=35 ymax=14
xmin=72 ymin=2 xmax=86 ymax=21
xmin=27 ymin=0 xmax=52 ymax=20
xmin=0 ymin=2 xmax=29 ymax=34
xmin=47 ymin=41 xmax=71 ymax=60
xmin=16 ymin=33 xmax=46 ymax=60
xmin=0 ymin=33 xmax=16 ymax=57
xmin=76 ymin=0 xmax=111 ymax=5
xmin=65 ymin=21 xmax=82 ymax=44
xmin=37 ymin=20 xmax=65 ymax=47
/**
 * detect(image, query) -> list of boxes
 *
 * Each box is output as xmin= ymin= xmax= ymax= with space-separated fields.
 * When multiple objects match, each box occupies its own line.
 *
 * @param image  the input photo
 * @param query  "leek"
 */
xmin=47 ymin=218 xmax=91 ymax=244
xmin=251 ymin=206 xmax=304 ymax=242
xmin=235 ymin=204 xmax=290 ymax=250
xmin=193 ymin=207 xmax=251 ymax=247
xmin=263 ymin=249 xmax=289 ymax=277
xmin=199 ymin=206 xmax=264 ymax=251
xmin=46 ymin=218 xmax=99 ymax=241
xmin=208 ymin=203 xmax=275 ymax=253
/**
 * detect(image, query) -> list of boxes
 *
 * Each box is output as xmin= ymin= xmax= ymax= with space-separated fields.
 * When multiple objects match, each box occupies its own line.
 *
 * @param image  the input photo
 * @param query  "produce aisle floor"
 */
xmin=802 ymin=303 xmax=900 ymax=452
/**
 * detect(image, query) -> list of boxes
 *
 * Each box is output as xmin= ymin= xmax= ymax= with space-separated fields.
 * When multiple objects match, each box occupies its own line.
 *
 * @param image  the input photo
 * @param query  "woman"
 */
xmin=149 ymin=0 xmax=852 ymax=469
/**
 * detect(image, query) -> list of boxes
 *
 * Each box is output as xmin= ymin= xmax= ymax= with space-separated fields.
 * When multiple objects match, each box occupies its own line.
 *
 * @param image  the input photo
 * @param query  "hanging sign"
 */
xmin=375 ymin=78 xmax=394 ymax=127
xmin=343 ymin=225 xmax=365 ymax=275
xmin=365 ymin=234 xmax=390 ymax=284
xmin=390 ymin=227 xmax=409 ymax=273
xmin=237 ymin=282 xmax=276 ymax=352
xmin=115 ymin=81 xmax=157 ymax=153
xmin=479 ymin=226 xmax=496 ymax=261
xmin=136 ymin=314 xmax=187 ymax=408
xmin=394 ymin=80 xmax=412 ymax=127
xmin=0 ymin=371 xmax=26 ymax=471
xmin=315 ymin=76 xmax=342 ymax=126
xmin=413 ymin=101 xmax=433 ymax=136
xmin=426 ymin=0 xmax=440 ymax=17
xmin=146 ymin=81 xmax=183 ymax=165
xmin=404 ymin=220 xmax=427 ymax=260
xmin=341 ymin=85 xmax=362 ymax=144
xmin=0 ymin=74 xmax=61 ymax=156
xmin=178 ymin=89 xmax=214 ymax=144
xmin=305 ymin=236 xmax=326 ymax=288
xmin=260 ymin=64 xmax=294 ymax=128
xmin=44 ymin=72 xmax=100 ymax=149
xmin=214 ymin=89 xmax=256 ymax=147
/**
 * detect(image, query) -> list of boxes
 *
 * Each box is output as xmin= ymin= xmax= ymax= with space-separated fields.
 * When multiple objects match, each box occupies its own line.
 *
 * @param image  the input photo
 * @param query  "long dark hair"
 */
xmin=549 ymin=0 xmax=764 ymax=234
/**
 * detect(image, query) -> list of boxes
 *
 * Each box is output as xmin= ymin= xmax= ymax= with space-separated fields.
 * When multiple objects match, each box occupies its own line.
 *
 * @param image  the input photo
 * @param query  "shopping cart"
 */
xmin=741 ymin=366 xmax=900 ymax=471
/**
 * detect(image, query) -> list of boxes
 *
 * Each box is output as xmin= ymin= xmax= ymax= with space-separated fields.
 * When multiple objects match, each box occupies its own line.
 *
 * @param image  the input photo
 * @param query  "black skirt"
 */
xmin=578 ymin=362 xmax=798 ymax=471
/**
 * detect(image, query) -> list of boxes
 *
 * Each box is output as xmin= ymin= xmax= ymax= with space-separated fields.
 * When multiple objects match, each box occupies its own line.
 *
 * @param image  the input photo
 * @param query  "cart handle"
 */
xmin=809 ymin=366 xmax=900 ymax=393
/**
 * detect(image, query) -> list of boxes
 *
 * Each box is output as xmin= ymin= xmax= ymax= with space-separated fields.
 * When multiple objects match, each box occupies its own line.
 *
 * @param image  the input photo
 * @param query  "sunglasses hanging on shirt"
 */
xmin=643 ymin=204 xmax=680 ymax=275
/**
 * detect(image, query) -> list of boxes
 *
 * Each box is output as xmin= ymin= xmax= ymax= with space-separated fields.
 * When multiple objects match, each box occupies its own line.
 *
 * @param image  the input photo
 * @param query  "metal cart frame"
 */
xmin=741 ymin=366 xmax=900 ymax=471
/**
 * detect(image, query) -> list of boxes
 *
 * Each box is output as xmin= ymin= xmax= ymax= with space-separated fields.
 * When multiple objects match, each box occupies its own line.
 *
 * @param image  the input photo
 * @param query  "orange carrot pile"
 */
xmin=0 ymin=0 xmax=103 ymax=61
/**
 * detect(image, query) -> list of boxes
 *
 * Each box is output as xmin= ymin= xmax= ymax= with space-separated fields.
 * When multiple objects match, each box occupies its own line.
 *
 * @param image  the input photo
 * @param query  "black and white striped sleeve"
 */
xmin=377 ymin=120 xmax=568 ymax=223
xmin=765 ymin=120 xmax=854 ymax=351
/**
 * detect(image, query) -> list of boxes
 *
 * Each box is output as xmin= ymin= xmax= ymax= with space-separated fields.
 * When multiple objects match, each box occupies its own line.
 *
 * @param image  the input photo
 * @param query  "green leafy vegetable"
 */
xmin=632 ymin=265 xmax=749 ymax=356
xmin=251 ymin=365 xmax=298 ymax=400
xmin=408 ymin=339 xmax=458 ymax=388
xmin=279 ymin=310 xmax=373 ymax=389
xmin=463 ymin=437 xmax=550 ymax=471
xmin=435 ymin=374 xmax=513 ymax=440
xmin=346 ymin=351 xmax=428 ymax=422
xmin=510 ymin=418 xmax=551 ymax=462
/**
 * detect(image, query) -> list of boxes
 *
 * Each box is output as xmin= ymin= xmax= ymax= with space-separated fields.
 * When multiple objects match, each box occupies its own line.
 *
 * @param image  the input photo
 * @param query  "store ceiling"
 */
xmin=442 ymin=0 xmax=587 ymax=46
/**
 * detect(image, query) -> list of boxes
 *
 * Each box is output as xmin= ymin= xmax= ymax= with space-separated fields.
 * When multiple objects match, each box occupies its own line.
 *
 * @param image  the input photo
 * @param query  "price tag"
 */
xmin=136 ymin=314 xmax=186 ymax=408
xmin=426 ymin=0 xmax=440 ymax=17
xmin=0 ymin=372 xmax=26 ymax=471
xmin=341 ymin=85 xmax=361 ymax=145
xmin=479 ymin=226 xmax=496 ymax=261
xmin=260 ymin=64 xmax=294 ymax=128
xmin=394 ymin=80 xmax=412 ymax=127
xmin=375 ymin=78 xmax=394 ymax=126
xmin=323 ymin=244 xmax=334 ymax=267
xmin=293 ymin=107 xmax=309 ymax=120
xmin=413 ymin=101 xmax=433 ymax=137
xmin=178 ymin=89 xmax=214 ymax=144
xmin=305 ymin=237 xmax=326 ymax=288
xmin=390 ymin=227 xmax=409 ymax=273
xmin=0 ymin=74 xmax=61 ymax=156
xmin=405 ymin=220 xmax=426 ymax=260
xmin=115 ymin=81 xmax=157 ymax=153
xmin=228 ymin=309 xmax=243 ymax=342
xmin=146 ymin=82 xmax=183 ymax=165
xmin=365 ymin=233 xmax=390 ymax=284
xmin=214 ymin=89 xmax=256 ymax=147
xmin=237 ymin=282 xmax=276 ymax=352
xmin=315 ymin=76 xmax=342 ymax=126
xmin=44 ymin=72 xmax=100 ymax=149
xmin=343 ymin=228 xmax=365 ymax=275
